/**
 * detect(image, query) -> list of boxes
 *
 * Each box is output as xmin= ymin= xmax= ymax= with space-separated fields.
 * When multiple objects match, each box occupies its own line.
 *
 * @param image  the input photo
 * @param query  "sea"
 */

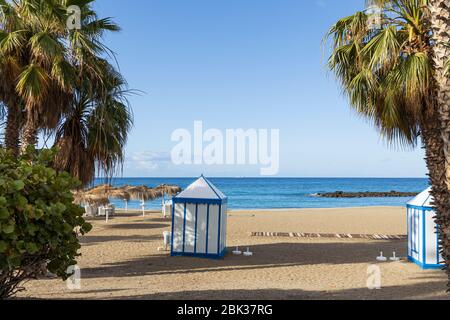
xmin=93 ymin=177 xmax=429 ymax=210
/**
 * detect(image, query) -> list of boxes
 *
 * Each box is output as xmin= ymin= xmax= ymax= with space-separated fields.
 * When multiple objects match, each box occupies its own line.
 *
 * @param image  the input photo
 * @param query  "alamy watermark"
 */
xmin=67 ymin=5 xmax=81 ymax=31
xmin=171 ymin=121 xmax=280 ymax=176
xmin=66 ymin=265 xmax=81 ymax=290
xmin=366 ymin=1 xmax=382 ymax=30
xmin=366 ymin=265 xmax=382 ymax=290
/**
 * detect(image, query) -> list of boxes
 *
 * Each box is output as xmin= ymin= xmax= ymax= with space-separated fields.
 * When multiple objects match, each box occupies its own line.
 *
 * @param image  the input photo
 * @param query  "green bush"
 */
xmin=0 ymin=148 xmax=92 ymax=299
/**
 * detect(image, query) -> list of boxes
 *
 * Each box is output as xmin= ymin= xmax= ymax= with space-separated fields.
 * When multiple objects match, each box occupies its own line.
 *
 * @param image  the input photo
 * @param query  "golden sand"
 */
xmin=18 ymin=207 xmax=449 ymax=300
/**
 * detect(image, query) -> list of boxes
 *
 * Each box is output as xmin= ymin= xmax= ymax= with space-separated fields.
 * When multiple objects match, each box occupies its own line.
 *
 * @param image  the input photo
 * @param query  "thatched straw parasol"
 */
xmin=125 ymin=185 xmax=158 ymax=201
xmin=108 ymin=189 xmax=131 ymax=201
xmin=108 ymin=188 xmax=131 ymax=211
xmin=86 ymin=184 xmax=114 ymax=195
xmin=77 ymin=184 xmax=133 ymax=211
xmin=125 ymin=186 xmax=163 ymax=216
xmin=73 ymin=193 xmax=110 ymax=206
xmin=155 ymin=184 xmax=182 ymax=205
xmin=155 ymin=184 xmax=182 ymax=196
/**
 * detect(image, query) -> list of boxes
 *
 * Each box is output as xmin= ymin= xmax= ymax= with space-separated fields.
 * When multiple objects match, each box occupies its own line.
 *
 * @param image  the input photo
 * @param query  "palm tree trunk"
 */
xmin=428 ymin=0 xmax=450 ymax=288
xmin=21 ymin=114 xmax=38 ymax=153
xmin=4 ymin=102 xmax=21 ymax=156
xmin=422 ymin=118 xmax=450 ymax=276
xmin=429 ymin=0 xmax=450 ymax=187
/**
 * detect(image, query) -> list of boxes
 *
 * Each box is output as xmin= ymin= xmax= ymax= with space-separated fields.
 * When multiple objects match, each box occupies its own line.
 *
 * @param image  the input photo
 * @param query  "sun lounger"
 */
xmin=84 ymin=205 xmax=98 ymax=217
xmin=162 ymin=200 xmax=172 ymax=218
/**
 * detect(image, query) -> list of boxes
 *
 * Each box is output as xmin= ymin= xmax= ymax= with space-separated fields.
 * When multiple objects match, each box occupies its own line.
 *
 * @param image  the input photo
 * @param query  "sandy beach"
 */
xmin=18 ymin=207 xmax=449 ymax=300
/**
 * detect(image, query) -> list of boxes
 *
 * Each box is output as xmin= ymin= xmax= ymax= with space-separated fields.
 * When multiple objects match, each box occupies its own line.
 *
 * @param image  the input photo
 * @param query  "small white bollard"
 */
xmin=390 ymin=252 xmax=400 ymax=262
xmin=243 ymin=247 xmax=253 ymax=257
xmin=158 ymin=231 xmax=172 ymax=252
xmin=163 ymin=231 xmax=171 ymax=247
xmin=232 ymin=247 xmax=242 ymax=255
xmin=376 ymin=252 xmax=387 ymax=262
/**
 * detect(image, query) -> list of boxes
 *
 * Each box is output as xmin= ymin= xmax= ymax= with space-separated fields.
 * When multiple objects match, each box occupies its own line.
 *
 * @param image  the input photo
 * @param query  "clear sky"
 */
xmin=94 ymin=0 xmax=427 ymax=178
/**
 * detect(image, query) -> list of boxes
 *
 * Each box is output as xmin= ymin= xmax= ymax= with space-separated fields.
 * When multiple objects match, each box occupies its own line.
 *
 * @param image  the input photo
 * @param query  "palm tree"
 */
xmin=0 ymin=0 xmax=73 ymax=152
xmin=53 ymin=61 xmax=133 ymax=185
xmin=428 ymin=0 xmax=450 ymax=290
xmin=0 ymin=0 xmax=120 ymax=152
xmin=326 ymin=0 xmax=450 ymax=287
xmin=0 ymin=0 xmax=27 ymax=155
xmin=0 ymin=0 xmax=132 ymax=184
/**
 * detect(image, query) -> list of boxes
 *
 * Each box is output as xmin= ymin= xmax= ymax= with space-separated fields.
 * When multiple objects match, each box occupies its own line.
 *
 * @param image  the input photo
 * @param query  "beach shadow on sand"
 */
xmin=80 ymin=241 xmax=409 ymax=278
xmin=105 ymin=222 xmax=170 ymax=230
xmin=79 ymin=234 xmax=163 ymax=246
xmin=110 ymin=280 xmax=449 ymax=300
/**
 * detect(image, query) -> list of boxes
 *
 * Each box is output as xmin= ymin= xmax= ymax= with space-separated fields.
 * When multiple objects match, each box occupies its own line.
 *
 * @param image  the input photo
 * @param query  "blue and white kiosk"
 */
xmin=407 ymin=188 xmax=443 ymax=269
xmin=171 ymin=176 xmax=228 ymax=259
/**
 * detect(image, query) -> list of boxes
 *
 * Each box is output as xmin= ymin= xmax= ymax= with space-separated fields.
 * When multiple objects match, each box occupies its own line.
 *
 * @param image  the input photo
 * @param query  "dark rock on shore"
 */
xmin=316 ymin=191 xmax=418 ymax=198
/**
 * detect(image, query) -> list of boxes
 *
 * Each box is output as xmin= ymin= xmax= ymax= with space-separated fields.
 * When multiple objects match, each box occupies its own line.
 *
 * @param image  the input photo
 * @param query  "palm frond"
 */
xmin=16 ymin=64 xmax=50 ymax=106
xmin=326 ymin=0 xmax=430 ymax=148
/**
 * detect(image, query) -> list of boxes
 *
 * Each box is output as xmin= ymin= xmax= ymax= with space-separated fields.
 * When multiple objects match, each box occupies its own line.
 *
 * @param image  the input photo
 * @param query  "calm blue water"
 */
xmin=94 ymin=178 xmax=429 ymax=210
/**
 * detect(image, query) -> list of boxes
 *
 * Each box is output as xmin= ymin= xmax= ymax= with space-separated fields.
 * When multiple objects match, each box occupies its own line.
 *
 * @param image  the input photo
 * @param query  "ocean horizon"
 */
xmin=94 ymin=177 xmax=429 ymax=210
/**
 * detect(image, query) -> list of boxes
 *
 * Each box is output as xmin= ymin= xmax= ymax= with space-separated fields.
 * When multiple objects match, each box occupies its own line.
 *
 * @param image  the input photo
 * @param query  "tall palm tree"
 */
xmin=0 ymin=0 xmax=27 ymax=155
xmin=0 ymin=0 xmax=131 ymax=184
xmin=0 ymin=0 xmax=120 ymax=152
xmin=0 ymin=0 xmax=74 ymax=152
xmin=326 ymin=0 xmax=450 ymax=287
xmin=428 ymin=0 xmax=450 ymax=289
xmin=53 ymin=60 xmax=133 ymax=185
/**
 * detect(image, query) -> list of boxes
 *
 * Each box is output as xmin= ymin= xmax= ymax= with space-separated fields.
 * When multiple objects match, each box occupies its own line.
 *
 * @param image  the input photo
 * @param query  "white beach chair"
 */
xmin=98 ymin=206 xmax=106 ymax=217
xmin=162 ymin=201 xmax=173 ymax=218
xmin=84 ymin=205 xmax=98 ymax=217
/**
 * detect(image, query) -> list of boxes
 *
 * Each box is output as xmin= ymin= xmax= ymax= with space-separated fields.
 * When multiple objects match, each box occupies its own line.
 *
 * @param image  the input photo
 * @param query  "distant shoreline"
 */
xmin=315 ymin=191 xmax=418 ymax=198
xmin=226 ymin=206 xmax=405 ymax=212
xmin=96 ymin=177 xmax=428 ymax=180
xmin=118 ymin=206 xmax=406 ymax=214
xmin=104 ymin=177 xmax=424 ymax=210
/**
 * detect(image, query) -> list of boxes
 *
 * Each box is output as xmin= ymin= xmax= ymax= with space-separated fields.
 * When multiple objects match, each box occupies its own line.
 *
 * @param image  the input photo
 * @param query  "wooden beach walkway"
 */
xmin=250 ymin=232 xmax=407 ymax=241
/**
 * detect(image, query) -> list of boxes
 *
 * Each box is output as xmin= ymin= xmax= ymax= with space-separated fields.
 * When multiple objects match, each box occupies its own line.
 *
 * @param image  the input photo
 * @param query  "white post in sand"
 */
xmin=390 ymin=252 xmax=400 ymax=262
xmin=243 ymin=247 xmax=253 ymax=257
xmin=376 ymin=252 xmax=387 ymax=262
xmin=141 ymin=199 xmax=145 ymax=217
xmin=161 ymin=193 xmax=165 ymax=218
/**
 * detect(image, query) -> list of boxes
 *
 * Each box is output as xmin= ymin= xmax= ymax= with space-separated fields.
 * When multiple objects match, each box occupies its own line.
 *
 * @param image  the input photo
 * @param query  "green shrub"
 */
xmin=0 ymin=148 xmax=92 ymax=299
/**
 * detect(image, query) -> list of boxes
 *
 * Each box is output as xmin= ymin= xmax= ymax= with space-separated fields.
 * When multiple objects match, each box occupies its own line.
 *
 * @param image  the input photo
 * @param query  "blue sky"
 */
xmin=94 ymin=0 xmax=427 ymax=178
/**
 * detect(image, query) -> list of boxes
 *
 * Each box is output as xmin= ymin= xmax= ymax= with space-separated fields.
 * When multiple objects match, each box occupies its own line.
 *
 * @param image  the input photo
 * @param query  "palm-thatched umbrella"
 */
xmin=109 ymin=188 xmax=131 ymax=211
xmin=73 ymin=192 xmax=110 ymax=221
xmin=155 ymin=184 xmax=182 ymax=205
xmin=87 ymin=184 xmax=114 ymax=195
xmin=126 ymin=186 xmax=163 ymax=216
xmin=73 ymin=193 xmax=110 ymax=206
xmin=82 ymin=184 xmax=133 ymax=211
